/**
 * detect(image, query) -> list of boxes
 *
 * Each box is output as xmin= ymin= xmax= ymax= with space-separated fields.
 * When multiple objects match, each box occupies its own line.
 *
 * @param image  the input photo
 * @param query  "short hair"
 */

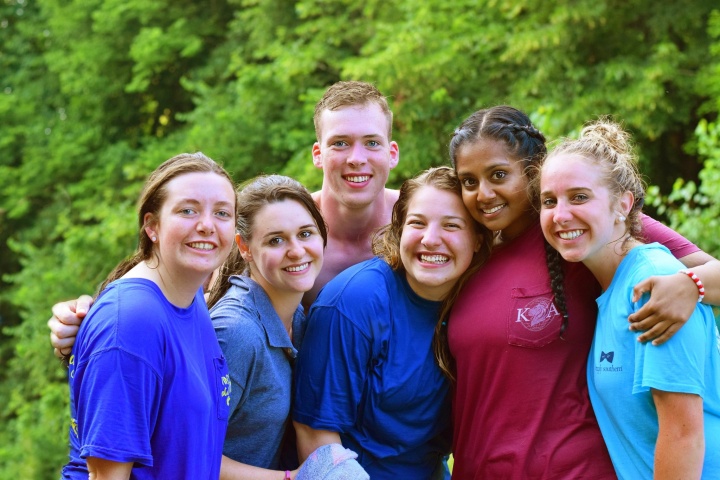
xmin=313 ymin=81 xmax=393 ymax=141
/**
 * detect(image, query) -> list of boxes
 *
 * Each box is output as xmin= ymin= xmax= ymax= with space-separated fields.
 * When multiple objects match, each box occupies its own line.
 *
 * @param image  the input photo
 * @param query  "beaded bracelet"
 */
xmin=284 ymin=470 xmax=291 ymax=480
xmin=679 ymin=269 xmax=705 ymax=303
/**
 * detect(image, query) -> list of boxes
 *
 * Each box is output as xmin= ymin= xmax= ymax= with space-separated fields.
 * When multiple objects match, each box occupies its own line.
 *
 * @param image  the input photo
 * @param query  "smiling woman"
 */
xmin=292 ymin=166 xmax=492 ymax=479
xmin=62 ymin=152 xmax=236 ymax=480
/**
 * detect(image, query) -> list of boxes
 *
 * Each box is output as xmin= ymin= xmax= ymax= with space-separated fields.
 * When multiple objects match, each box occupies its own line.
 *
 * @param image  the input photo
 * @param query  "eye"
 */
xmin=366 ymin=140 xmax=380 ymax=147
xmin=215 ymin=210 xmax=233 ymax=218
xmin=332 ymin=140 xmax=348 ymax=147
xmin=491 ymin=171 xmax=507 ymax=181
xmin=268 ymin=237 xmax=284 ymax=246
xmin=540 ymin=197 xmax=556 ymax=208
xmin=406 ymin=219 xmax=425 ymax=227
xmin=444 ymin=222 xmax=462 ymax=230
xmin=298 ymin=230 xmax=312 ymax=239
xmin=461 ymin=177 xmax=477 ymax=188
xmin=180 ymin=208 xmax=196 ymax=215
xmin=572 ymin=193 xmax=589 ymax=202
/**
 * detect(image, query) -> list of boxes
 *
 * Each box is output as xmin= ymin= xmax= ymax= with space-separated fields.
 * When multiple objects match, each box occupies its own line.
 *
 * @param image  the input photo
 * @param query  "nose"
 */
xmin=553 ymin=201 xmax=572 ymax=225
xmin=196 ymin=211 xmax=216 ymax=234
xmin=421 ymin=224 xmax=442 ymax=248
xmin=346 ymin=142 xmax=367 ymax=167
xmin=286 ymin=238 xmax=304 ymax=259
xmin=475 ymin=179 xmax=496 ymax=203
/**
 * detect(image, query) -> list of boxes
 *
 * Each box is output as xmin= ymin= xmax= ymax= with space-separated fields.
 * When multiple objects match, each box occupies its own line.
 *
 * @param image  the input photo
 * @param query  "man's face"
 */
xmin=313 ymin=103 xmax=399 ymax=210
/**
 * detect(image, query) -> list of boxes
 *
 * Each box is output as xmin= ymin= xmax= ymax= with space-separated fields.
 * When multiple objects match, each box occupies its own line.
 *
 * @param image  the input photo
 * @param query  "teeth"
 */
xmin=189 ymin=242 xmax=214 ymax=250
xmin=285 ymin=263 xmax=309 ymax=272
xmin=346 ymin=175 xmax=370 ymax=183
xmin=420 ymin=254 xmax=449 ymax=264
xmin=559 ymin=230 xmax=584 ymax=240
xmin=482 ymin=204 xmax=504 ymax=214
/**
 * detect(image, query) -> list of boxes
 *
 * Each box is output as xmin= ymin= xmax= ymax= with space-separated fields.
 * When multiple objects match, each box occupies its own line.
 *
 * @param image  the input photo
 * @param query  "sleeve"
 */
xmin=73 ymin=348 xmax=162 ymax=466
xmin=629 ymin=252 xmax=707 ymax=396
xmin=641 ymin=214 xmax=700 ymax=259
xmin=210 ymin=297 xmax=258 ymax=418
xmin=293 ymin=303 xmax=373 ymax=432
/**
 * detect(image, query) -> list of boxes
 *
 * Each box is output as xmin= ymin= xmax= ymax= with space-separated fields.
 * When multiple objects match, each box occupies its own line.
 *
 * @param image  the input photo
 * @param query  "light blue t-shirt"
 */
xmin=588 ymin=243 xmax=720 ymax=479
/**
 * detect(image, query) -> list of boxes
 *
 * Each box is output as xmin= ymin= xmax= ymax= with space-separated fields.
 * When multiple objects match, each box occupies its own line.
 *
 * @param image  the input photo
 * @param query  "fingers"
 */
xmin=631 ymin=277 xmax=653 ymax=304
xmin=51 ymin=300 xmax=84 ymax=326
xmin=649 ymin=323 xmax=681 ymax=346
xmin=53 ymin=346 xmax=72 ymax=359
xmin=48 ymin=317 xmax=79 ymax=341
xmin=75 ymin=295 xmax=94 ymax=316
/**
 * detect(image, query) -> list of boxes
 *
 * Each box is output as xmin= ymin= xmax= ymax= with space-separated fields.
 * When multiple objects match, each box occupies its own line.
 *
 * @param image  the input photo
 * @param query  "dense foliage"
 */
xmin=1 ymin=1 xmax=719 ymax=476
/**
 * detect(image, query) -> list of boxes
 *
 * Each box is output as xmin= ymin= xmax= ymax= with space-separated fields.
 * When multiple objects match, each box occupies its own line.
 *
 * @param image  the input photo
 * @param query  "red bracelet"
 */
xmin=680 ymin=269 xmax=705 ymax=303
xmin=284 ymin=470 xmax=291 ymax=480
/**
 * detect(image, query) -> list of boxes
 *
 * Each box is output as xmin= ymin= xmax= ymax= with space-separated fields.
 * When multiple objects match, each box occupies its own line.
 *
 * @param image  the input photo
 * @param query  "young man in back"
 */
xmin=49 ymin=80 xmax=400 ymax=353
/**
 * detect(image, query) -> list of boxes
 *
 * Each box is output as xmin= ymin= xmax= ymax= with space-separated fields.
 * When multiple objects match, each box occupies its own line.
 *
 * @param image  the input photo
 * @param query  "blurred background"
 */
xmin=1 ymin=0 xmax=719 ymax=476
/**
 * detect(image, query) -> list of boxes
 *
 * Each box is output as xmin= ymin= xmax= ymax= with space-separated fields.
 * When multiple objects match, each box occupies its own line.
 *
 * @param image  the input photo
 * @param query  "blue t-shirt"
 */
xmin=293 ymin=257 xmax=452 ymax=480
xmin=588 ymin=243 xmax=720 ymax=478
xmin=62 ymin=279 xmax=230 ymax=479
xmin=210 ymin=275 xmax=305 ymax=469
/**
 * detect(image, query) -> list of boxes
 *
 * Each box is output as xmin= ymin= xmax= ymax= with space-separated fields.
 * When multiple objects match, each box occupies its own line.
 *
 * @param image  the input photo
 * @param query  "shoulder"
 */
xmin=210 ymin=277 xmax=265 ymax=343
xmin=316 ymin=258 xmax=394 ymax=303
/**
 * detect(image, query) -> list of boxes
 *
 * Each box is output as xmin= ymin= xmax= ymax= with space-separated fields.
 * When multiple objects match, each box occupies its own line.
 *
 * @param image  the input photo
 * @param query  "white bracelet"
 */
xmin=679 ymin=269 xmax=705 ymax=303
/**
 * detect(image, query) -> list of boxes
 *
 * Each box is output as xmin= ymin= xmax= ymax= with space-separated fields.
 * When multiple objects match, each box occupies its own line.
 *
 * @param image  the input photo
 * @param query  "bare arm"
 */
xmin=652 ymin=389 xmax=704 ymax=480
xmin=48 ymin=295 xmax=93 ymax=358
xmin=629 ymin=254 xmax=720 ymax=345
xmin=87 ymin=457 xmax=133 ymax=480
xmin=293 ymin=421 xmax=342 ymax=463
xmin=220 ymin=455 xmax=297 ymax=480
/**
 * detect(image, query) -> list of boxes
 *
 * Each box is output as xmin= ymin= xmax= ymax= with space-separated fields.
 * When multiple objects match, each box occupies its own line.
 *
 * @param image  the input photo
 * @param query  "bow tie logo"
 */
xmin=600 ymin=351 xmax=614 ymax=363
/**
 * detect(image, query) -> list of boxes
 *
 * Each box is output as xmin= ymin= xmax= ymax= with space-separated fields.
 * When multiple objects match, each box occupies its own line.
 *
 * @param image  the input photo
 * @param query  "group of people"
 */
xmin=49 ymin=81 xmax=720 ymax=479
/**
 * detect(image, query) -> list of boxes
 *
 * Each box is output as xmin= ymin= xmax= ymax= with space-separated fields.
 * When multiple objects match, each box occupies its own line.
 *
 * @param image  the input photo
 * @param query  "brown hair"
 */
xmin=313 ymin=81 xmax=393 ymax=141
xmin=371 ymin=166 xmax=492 ymax=381
xmin=206 ymin=175 xmax=327 ymax=309
xmin=96 ymin=152 xmax=235 ymax=295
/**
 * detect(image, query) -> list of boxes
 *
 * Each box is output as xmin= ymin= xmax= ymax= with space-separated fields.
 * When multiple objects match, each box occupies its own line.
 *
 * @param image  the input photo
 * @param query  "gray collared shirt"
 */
xmin=210 ymin=275 xmax=305 ymax=468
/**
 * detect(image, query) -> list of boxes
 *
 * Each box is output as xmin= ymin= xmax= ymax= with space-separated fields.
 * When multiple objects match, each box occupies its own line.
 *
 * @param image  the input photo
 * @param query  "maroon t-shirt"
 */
xmin=448 ymin=216 xmax=698 ymax=479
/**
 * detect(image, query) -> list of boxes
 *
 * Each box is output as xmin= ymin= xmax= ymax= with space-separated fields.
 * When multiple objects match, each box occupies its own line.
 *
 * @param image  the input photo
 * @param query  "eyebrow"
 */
xmin=407 ymin=213 xmax=468 ymax=223
xmin=262 ymin=224 xmax=318 ymax=237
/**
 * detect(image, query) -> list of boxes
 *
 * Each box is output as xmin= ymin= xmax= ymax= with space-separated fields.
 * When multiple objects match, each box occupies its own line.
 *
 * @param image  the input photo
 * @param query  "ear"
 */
xmin=312 ymin=142 xmax=323 ymax=168
xmin=143 ymin=212 xmax=158 ymax=242
xmin=388 ymin=141 xmax=400 ymax=170
xmin=236 ymin=233 xmax=252 ymax=262
xmin=618 ymin=190 xmax=634 ymax=217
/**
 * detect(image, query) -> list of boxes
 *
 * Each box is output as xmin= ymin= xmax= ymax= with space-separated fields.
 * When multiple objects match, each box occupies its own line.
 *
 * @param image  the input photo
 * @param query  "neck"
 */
xmin=313 ymin=188 xmax=396 ymax=242
xmin=584 ymin=236 xmax=642 ymax=290
xmin=250 ymin=274 xmax=302 ymax=335
xmin=124 ymin=261 xmax=202 ymax=308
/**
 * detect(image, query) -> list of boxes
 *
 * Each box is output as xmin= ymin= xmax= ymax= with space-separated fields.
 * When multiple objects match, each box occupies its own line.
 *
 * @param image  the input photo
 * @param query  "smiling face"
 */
xmin=147 ymin=171 xmax=236 ymax=281
xmin=239 ymin=199 xmax=324 ymax=302
xmin=455 ymin=138 xmax=536 ymax=241
xmin=539 ymin=153 xmax=632 ymax=269
xmin=312 ymin=103 xmax=399 ymax=210
xmin=399 ymin=186 xmax=479 ymax=301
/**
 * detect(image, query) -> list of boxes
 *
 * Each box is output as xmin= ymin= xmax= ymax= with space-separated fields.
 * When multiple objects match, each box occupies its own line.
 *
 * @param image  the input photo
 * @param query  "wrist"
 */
xmin=679 ymin=269 xmax=705 ymax=303
xmin=284 ymin=470 xmax=291 ymax=480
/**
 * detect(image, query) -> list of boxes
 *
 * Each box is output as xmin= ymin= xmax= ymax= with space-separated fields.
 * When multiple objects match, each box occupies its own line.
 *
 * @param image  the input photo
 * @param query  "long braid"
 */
xmin=543 ymin=239 xmax=569 ymax=338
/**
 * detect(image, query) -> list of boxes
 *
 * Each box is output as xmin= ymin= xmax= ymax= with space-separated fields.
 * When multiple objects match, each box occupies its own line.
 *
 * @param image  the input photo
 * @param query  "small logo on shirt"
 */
xmin=600 ymin=351 xmax=614 ymax=363
xmin=595 ymin=350 xmax=622 ymax=372
xmin=515 ymin=297 xmax=560 ymax=332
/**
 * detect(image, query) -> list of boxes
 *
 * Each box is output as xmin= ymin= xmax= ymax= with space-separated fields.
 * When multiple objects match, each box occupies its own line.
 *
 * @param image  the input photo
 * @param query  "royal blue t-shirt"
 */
xmin=62 ymin=279 xmax=230 ymax=479
xmin=293 ymin=257 xmax=451 ymax=479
